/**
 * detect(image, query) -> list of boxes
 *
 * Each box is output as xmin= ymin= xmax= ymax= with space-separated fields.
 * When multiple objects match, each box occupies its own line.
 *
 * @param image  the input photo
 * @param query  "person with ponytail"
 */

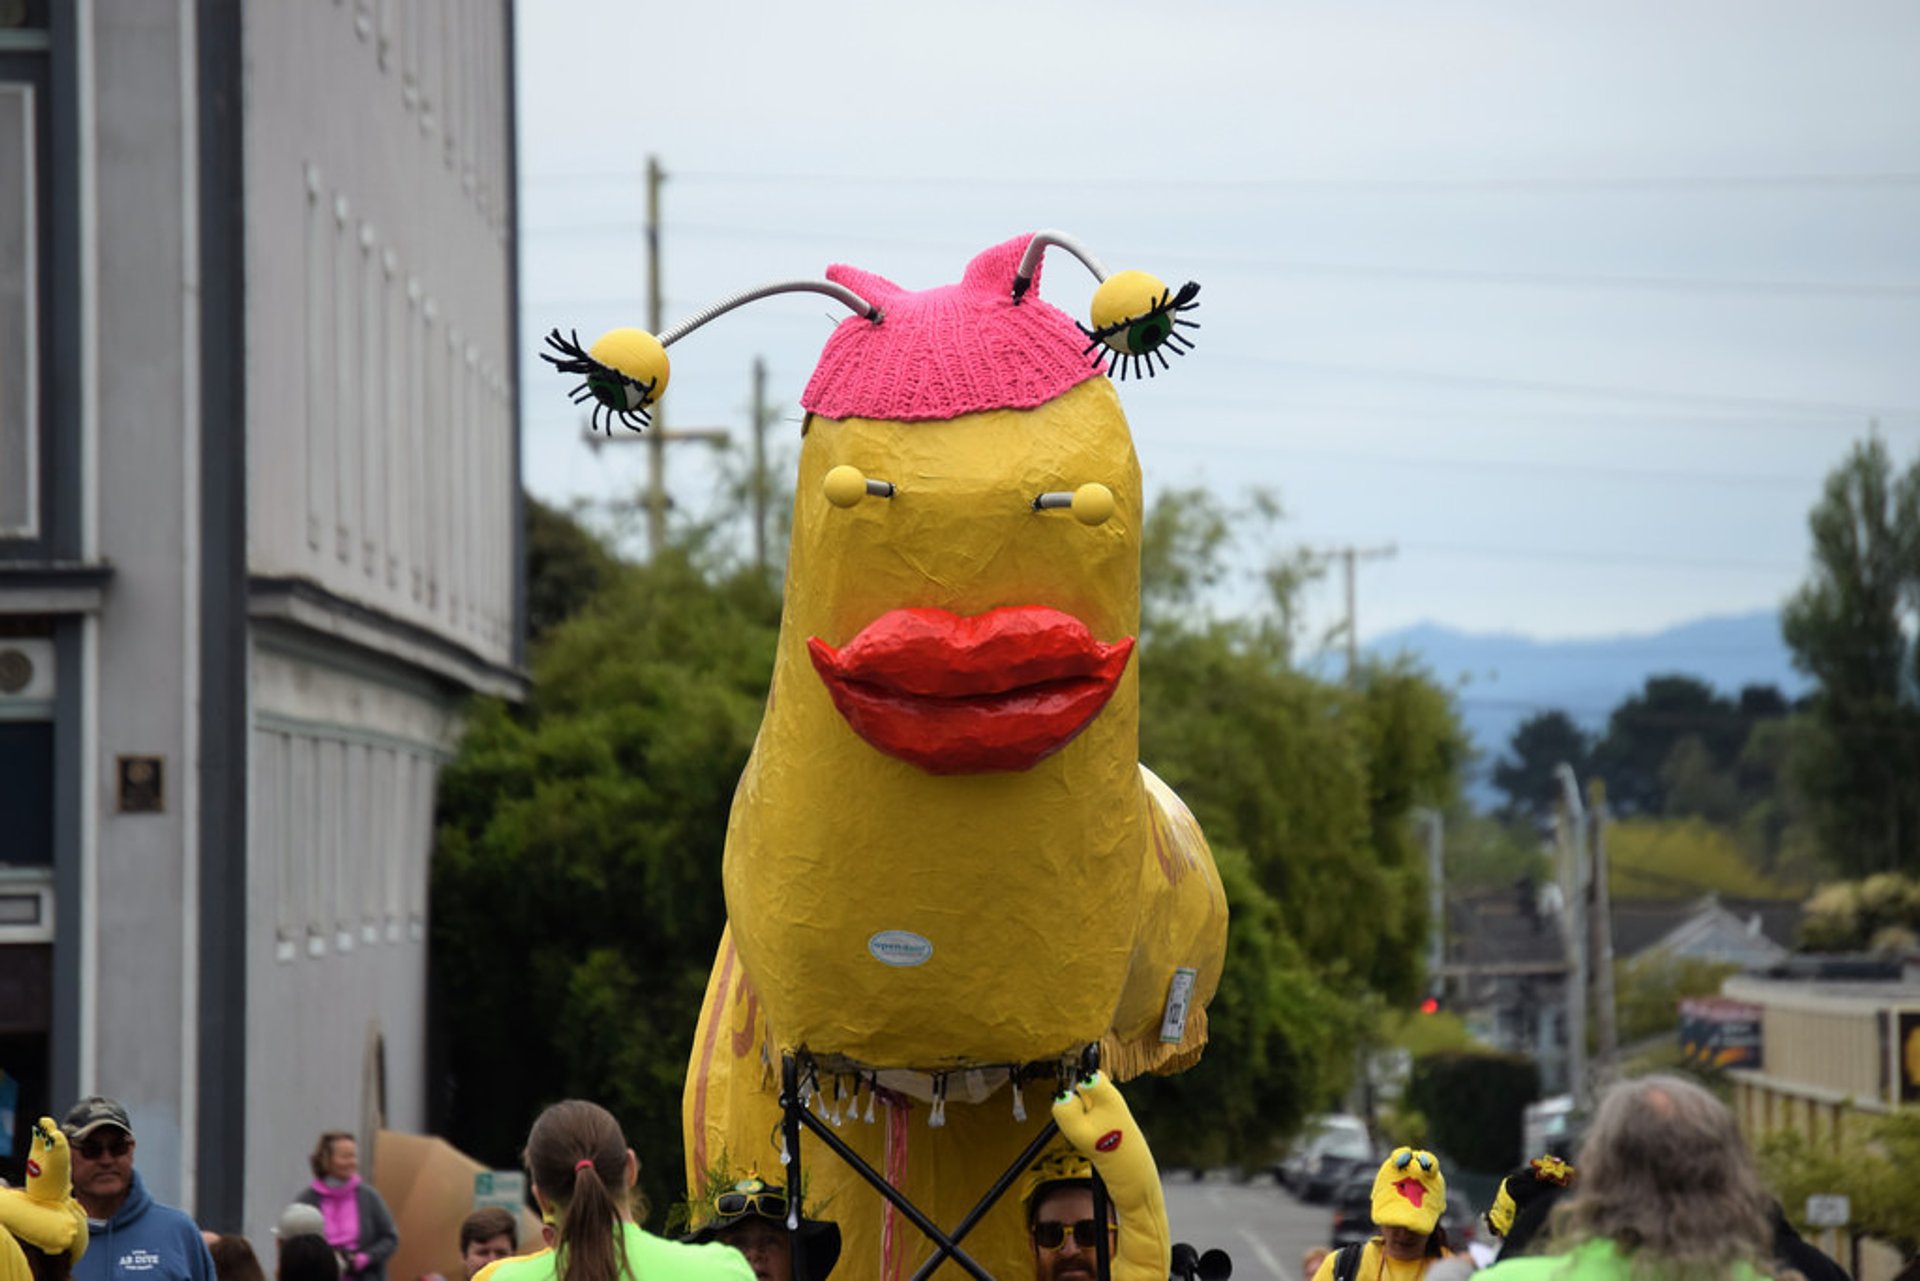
xmin=475 ymin=1102 xmax=750 ymax=1281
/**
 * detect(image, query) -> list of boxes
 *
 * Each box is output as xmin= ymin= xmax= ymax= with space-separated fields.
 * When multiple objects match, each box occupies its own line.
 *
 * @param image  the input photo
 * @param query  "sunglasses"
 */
xmin=76 ymin=1135 xmax=132 ymax=1160
xmin=1032 ymin=1219 xmax=1112 ymax=1251
xmin=714 ymin=1189 xmax=787 ymax=1221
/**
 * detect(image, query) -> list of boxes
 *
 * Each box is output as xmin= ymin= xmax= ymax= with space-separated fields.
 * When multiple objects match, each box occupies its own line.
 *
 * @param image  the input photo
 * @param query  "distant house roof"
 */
xmin=1444 ymin=883 xmax=1568 ymax=973
xmin=1610 ymin=894 xmax=1801 ymax=969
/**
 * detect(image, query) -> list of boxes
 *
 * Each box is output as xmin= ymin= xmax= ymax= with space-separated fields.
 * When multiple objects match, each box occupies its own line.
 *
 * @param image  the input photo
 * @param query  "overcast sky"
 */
xmin=513 ymin=1 xmax=1920 ymax=650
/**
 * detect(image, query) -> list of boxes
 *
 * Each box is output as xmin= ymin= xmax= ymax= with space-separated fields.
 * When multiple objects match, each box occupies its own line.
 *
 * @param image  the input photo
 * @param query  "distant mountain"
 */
xmin=1364 ymin=611 xmax=1808 ymax=802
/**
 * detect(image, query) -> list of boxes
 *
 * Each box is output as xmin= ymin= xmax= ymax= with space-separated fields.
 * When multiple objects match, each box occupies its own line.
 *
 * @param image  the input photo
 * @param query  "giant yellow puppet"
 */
xmin=547 ymin=232 xmax=1228 ymax=1280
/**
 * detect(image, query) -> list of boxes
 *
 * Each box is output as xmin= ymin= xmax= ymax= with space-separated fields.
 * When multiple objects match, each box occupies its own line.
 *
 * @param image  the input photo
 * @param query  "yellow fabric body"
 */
xmin=719 ymin=379 xmax=1225 ymax=1069
xmin=1311 ymin=1241 xmax=1453 ymax=1281
xmin=683 ymin=378 xmax=1229 ymax=1279
xmin=0 ymin=1232 xmax=34 ymax=1281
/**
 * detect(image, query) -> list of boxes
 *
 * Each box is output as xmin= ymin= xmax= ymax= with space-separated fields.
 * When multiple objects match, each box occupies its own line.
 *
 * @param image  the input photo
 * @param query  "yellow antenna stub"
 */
xmin=1033 ymin=483 xmax=1116 ymax=526
xmin=824 ymin=464 xmax=895 ymax=508
xmin=1070 ymin=482 xmax=1116 ymax=526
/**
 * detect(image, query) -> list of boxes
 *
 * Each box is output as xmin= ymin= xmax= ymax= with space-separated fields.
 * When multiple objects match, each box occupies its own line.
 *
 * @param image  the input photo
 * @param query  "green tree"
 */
xmin=1130 ymin=489 xmax=1468 ymax=1164
xmin=431 ymin=551 xmax=780 ymax=1221
xmin=1592 ymin=676 xmax=1740 ymax=817
xmin=1782 ymin=437 xmax=1920 ymax=876
xmin=523 ymin=496 xmax=621 ymax=645
xmin=1759 ymin=1110 xmax=1920 ymax=1254
xmin=1605 ymin=817 xmax=1802 ymax=900
xmin=1404 ymin=1050 xmax=1540 ymax=1174
xmin=1494 ymin=711 xmax=1593 ymax=821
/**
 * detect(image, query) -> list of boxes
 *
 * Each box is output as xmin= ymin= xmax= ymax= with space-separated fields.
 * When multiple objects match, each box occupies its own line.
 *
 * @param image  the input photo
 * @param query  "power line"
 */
xmin=520 ymin=219 xmax=1920 ymax=300
xmin=1235 ymin=355 xmax=1920 ymax=421
xmin=1376 ymin=539 xmax=1800 ymax=574
xmin=1160 ymin=438 xmax=1818 ymax=491
xmin=523 ymin=168 xmax=1920 ymax=195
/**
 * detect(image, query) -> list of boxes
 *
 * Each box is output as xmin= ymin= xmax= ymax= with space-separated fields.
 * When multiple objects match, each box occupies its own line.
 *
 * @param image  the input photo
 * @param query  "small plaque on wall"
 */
xmin=117 ymin=755 xmax=164 ymax=813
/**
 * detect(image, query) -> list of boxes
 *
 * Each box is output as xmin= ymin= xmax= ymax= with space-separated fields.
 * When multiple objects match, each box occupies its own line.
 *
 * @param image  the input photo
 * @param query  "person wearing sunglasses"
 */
xmin=61 ymin=1097 xmax=214 ymax=1281
xmin=1019 ymin=1152 xmax=1118 ymax=1281
xmin=681 ymin=1177 xmax=840 ymax=1281
xmin=1311 ymin=1147 xmax=1454 ymax=1281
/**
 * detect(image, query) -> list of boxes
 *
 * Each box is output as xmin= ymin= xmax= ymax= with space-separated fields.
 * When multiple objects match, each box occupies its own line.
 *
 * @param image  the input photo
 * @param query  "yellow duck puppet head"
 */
xmin=1371 ymin=1147 xmax=1447 ymax=1237
xmin=548 ymin=233 xmax=1208 ymax=1070
xmin=0 ymin=1117 xmax=89 ymax=1281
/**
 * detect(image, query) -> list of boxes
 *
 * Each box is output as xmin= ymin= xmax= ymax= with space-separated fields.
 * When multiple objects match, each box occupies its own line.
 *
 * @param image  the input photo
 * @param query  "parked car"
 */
xmin=1327 ymin=1167 xmax=1480 ymax=1253
xmin=1282 ymin=1114 xmax=1376 ymax=1203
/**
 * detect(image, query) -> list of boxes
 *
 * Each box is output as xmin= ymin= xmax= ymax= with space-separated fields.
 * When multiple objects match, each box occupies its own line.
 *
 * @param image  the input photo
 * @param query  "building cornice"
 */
xmin=0 ymin=559 xmax=113 ymax=613
xmin=248 ymin=574 xmax=527 ymax=701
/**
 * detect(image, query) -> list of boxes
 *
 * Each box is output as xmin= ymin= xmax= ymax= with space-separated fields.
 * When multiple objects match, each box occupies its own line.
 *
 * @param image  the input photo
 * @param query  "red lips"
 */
xmin=1395 ymin=1179 xmax=1426 ymax=1208
xmin=806 ymin=606 xmax=1134 ymax=774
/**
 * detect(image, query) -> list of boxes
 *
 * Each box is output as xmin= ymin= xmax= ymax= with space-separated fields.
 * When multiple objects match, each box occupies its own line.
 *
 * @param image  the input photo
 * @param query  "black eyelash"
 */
xmin=1076 ymin=280 xmax=1202 ymax=381
xmin=540 ymin=328 xmax=657 ymax=434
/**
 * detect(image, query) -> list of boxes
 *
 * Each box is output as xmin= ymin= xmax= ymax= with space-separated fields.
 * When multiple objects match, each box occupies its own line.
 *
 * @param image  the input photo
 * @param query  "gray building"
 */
xmin=0 ymin=0 xmax=521 ymax=1242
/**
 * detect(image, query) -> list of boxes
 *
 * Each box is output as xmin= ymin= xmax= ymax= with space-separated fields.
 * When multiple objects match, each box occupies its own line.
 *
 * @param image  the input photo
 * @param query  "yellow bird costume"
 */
xmin=550 ymin=232 xmax=1226 ymax=1279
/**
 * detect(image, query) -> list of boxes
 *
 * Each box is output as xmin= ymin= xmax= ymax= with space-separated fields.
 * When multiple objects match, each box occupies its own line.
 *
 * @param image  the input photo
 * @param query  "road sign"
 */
xmin=1804 ymin=1195 xmax=1850 ymax=1229
xmin=474 ymin=1170 xmax=526 ymax=1212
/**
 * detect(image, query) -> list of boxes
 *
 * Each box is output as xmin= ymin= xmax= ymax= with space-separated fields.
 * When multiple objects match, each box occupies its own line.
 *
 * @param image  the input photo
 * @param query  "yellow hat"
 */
xmin=0 ymin=1118 xmax=88 ymax=1263
xmin=1370 ymin=1147 xmax=1446 ymax=1236
xmin=1018 ymin=1150 xmax=1094 ymax=1216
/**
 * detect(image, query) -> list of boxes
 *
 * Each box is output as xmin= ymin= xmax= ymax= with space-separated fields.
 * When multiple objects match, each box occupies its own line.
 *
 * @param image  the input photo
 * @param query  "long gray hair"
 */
xmin=1552 ymin=1074 xmax=1775 ymax=1281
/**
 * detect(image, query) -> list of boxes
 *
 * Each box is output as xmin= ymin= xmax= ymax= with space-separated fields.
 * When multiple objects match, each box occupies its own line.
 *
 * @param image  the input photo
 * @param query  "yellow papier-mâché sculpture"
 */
xmin=547 ymin=231 xmax=1227 ymax=1279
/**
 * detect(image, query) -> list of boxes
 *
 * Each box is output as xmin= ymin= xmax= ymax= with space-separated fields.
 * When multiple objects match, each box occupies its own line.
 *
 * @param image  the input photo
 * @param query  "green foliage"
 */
xmin=1494 ymin=711 xmax=1593 ymax=821
xmin=1131 ymin=487 xmax=1469 ymax=1158
xmin=1612 ymin=954 xmax=1740 ymax=1045
xmin=1758 ymin=1110 xmax=1920 ymax=1255
xmin=1606 ymin=817 xmax=1804 ymax=900
xmin=1783 ymin=437 xmax=1920 ymax=877
xmin=1127 ymin=846 xmax=1370 ymax=1171
xmin=1404 ymin=1050 xmax=1540 ymax=1175
xmin=524 ymin=497 xmax=620 ymax=646
xmin=431 ymin=550 xmax=780 ymax=1223
xmin=1378 ymin=1007 xmax=1478 ymax=1059
xmin=1444 ymin=813 xmax=1551 ymax=893
xmin=1591 ymin=676 xmax=1790 ymax=819
xmin=1798 ymin=872 xmax=1920 ymax=951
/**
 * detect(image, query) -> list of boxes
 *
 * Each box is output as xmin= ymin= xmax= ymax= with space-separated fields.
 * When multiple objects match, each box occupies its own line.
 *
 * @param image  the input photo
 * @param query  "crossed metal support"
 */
xmin=776 ymin=1050 xmax=1113 ymax=1281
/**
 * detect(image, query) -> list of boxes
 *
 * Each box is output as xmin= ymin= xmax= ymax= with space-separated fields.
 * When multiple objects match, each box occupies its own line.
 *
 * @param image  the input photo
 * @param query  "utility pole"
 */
xmin=1588 ymin=777 xmax=1619 ymax=1088
xmin=1321 ymin=543 xmax=1397 ymax=684
xmin=589 ymin=155 xmax=729 ymax=556
xmin=1555 ymin=763 xmax=1589 ymax=1110
xmin=1414 ymin=807 xmax=1445 ymax=992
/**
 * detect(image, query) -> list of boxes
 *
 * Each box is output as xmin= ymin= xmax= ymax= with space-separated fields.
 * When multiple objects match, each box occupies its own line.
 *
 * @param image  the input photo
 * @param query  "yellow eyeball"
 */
xmin=1070 ymin=482 xmax=1115 ymax=526
xmin=587 ymin=327 xmax=671 ymax=401
xmin=824 ymin=464 xmax=871 ymax=509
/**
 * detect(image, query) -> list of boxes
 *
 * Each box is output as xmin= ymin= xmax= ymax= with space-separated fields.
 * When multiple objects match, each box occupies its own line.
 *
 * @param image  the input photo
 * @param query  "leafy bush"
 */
xmin=1404 ymin=1050 xmax=1540 ymax=1175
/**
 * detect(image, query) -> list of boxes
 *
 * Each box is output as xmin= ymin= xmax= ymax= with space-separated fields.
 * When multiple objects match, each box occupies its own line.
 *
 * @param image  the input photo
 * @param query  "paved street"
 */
xmin=1164 ymin=1171 xmax=1326 ymax=1281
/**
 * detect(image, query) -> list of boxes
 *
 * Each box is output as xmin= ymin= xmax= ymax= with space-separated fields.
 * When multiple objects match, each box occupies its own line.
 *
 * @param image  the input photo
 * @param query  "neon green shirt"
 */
xmin=476 ymin=1223 xmax=752 ymax=1281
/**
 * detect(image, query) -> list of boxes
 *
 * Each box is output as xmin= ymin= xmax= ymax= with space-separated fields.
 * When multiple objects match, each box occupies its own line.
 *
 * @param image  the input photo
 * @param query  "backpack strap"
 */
xmin=1334 ymin=1242 xmax=1365 ymax=1281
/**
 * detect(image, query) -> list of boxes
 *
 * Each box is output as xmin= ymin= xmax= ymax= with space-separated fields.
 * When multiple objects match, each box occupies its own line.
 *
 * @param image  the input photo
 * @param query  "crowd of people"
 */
xmin=0 ymin=1073 xmax=1884 ymax=1281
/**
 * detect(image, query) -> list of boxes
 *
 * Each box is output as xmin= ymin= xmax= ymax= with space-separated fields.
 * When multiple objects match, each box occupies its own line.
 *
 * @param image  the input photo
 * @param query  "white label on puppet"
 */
xmin=1160 ymin=967 xmax=1197 ymax=1043
xmin=868 ymin=930 xmax=934 ymax=967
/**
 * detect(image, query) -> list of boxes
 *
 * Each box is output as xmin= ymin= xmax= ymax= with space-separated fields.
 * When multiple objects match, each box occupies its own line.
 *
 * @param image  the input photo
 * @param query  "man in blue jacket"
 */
xmin=62 ymin=1097 xmax=215 ymax=1281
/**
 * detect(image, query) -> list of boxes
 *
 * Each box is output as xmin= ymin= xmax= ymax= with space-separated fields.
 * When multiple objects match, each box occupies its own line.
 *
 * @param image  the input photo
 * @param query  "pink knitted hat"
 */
xmin=800 ymin=234 xmax=1105 ymax=422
